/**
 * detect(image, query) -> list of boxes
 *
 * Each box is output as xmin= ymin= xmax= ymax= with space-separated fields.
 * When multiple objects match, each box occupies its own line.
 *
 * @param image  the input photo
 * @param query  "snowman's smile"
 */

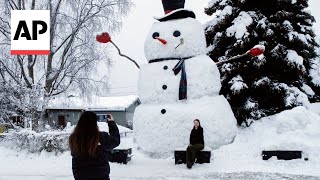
xmin=175 ymin=38 xmax=184 ymax=49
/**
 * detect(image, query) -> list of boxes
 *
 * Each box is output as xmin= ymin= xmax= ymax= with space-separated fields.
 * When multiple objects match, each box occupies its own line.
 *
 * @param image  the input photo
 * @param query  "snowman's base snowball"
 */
xmin=133 ymin=95 xmax=238 ymax=156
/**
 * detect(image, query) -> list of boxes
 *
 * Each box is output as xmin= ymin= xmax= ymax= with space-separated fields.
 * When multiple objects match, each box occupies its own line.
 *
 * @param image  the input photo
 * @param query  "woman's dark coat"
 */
xmin=189 ymin=127 xmax=204 ymax=145
xmin=71 ymin=121 xmax=120 ymax=180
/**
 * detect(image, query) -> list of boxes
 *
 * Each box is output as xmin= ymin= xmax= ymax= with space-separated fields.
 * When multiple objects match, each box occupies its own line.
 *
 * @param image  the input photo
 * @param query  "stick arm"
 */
xmin=110 ymin=41 xmax=140 ymax=69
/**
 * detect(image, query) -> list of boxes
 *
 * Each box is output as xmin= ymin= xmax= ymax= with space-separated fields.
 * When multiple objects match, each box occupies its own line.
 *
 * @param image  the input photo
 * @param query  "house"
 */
xmin=44 ymin=95 xmax=140 ymax=129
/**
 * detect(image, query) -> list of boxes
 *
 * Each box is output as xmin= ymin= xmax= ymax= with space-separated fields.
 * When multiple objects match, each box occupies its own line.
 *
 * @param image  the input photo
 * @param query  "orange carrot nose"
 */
xmin=155 ymin=37 xmax=167 ymax=45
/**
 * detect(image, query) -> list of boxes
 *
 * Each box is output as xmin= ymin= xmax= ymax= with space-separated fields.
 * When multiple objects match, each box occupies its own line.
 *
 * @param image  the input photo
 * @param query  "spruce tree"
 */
xmin=205 ymin=0 xmax=320 ymax=126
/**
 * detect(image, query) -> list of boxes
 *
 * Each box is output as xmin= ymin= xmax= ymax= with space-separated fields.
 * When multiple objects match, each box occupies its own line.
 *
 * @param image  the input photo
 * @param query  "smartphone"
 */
xmin=107 ymin=114 xmax=111 ymax=119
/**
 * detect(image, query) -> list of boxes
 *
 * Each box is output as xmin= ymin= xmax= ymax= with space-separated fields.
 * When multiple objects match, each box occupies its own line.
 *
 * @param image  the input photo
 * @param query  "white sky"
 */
xmin=106 ymin=0 xmax=320 ymax=96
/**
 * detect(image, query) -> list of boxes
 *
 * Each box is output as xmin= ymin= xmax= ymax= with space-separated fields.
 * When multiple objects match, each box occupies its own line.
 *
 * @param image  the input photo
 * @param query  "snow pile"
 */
xmin=259 ymin=106 xmax=320 ymax=151
xmin=245 ymin=98 xmax=258 ymax=110
xmin=214 ymin=106 xmax=320 ymax=162
xmin=309 ymin=103 xmax=320 ymax=116
xmin=283 ymin=85 xmax=310 ymax=107
xmin=226 ymin=11 xmax=253 ymax=39
xmin=301 ymin=83 xmax=315 ymax=96
xmin=229 ymin=75 xmax=248 ymax=94
xmin=48 ymin=95 xmax=139 ymax=111
xmin=286 ymin=50 xmax=304 ymax=65
xmin=288 ymin=31 xmax=311 ymax=44
xmin=134 ymin=95 xmax=237 ymax=157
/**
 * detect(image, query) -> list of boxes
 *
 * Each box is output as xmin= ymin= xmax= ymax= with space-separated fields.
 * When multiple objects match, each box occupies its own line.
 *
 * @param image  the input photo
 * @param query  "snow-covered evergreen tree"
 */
xmin=205 ymin=0 xmax=320 ymax=126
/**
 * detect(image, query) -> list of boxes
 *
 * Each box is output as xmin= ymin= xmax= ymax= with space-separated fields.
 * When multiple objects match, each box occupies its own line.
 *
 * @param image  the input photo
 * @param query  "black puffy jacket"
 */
xmin=189 ymin=127 xmax=204 ymax=145
xmin=71 ymin=121 xmax=120 ymax=180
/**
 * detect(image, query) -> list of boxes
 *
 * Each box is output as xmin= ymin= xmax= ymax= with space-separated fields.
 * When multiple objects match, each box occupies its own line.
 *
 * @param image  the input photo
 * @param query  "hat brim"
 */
xmin=154 ymin=9 xmax=196 ymax=22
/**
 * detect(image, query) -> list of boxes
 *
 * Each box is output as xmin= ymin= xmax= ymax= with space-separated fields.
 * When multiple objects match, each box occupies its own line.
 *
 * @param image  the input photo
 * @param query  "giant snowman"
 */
xmin=133 ymin=0 xmax=237 ymax=156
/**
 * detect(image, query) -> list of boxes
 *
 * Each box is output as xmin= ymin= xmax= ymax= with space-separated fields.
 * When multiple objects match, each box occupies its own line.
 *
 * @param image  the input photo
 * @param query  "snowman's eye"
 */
xmin=173 ymin=31 xmax=181 ymax=37
xmin=152 ymin=32 xmax=160 ymax=39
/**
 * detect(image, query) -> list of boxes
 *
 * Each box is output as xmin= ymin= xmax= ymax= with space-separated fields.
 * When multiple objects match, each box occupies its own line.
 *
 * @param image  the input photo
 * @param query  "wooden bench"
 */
xmin=108 ymin=148 xmax=132 ymax=164
xmin=174 ymin=150 xmax=211 ymax=164
xmin=262 ymin=150 xmax=308 ymax=161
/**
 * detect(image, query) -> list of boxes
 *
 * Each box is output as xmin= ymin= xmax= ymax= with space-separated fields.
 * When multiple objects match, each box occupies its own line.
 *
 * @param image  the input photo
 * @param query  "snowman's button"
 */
xmin=162 ymin=85 xmax=167 ymax=90
xmin=163 ymin=65 xmax=168 ymax=70
xmin=161 ymin=109 xmax=166 ymax=114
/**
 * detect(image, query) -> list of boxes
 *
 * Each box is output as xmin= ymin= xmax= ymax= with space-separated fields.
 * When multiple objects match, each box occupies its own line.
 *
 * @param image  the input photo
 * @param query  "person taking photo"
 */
xmin=69 ymin=111 xmax=120 ymax=180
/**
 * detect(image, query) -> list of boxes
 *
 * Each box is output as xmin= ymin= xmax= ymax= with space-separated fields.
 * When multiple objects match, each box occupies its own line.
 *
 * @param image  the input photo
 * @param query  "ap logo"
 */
xmin=11 ymin=10 xmax=50 ymax=55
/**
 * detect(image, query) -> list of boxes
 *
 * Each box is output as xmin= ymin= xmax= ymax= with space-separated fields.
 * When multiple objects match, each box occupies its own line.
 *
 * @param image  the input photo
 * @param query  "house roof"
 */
xmin=46 ymin=95 xmax=139 ymax=111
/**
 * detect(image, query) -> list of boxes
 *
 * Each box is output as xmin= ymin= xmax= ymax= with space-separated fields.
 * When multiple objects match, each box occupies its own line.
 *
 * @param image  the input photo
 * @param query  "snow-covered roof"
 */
xmin=47 ymin=95 xmax=139 ymax=111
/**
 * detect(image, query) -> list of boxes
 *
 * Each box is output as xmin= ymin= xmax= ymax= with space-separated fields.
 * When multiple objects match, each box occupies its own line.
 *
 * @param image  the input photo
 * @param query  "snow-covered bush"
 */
xmin=205 ymin=0 xmax=320 ymax=126
xmin=0 ymin=123 xmax=133 ymax=154
xmin=1 ymin=130 xmax=70 ymax=154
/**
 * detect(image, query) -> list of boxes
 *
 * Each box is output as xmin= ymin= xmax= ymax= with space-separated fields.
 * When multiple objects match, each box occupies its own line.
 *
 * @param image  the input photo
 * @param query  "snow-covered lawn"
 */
xmin=0 ymin=141 xmax=319 ymax=180
xmin=0 ymin=106 xmax=319 ymax=180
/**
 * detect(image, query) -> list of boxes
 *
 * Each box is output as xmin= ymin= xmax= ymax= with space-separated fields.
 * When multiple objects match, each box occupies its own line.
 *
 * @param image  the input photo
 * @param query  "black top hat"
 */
xmin=155 ymin=0 xmax=196 ymax=22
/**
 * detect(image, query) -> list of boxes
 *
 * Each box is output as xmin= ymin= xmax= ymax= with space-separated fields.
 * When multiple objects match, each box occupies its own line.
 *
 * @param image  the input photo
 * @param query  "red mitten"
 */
xmin=96 ymin=32 xmax=111 ymax=43
xmin=248 ymin=45 xmax=265 ymax=57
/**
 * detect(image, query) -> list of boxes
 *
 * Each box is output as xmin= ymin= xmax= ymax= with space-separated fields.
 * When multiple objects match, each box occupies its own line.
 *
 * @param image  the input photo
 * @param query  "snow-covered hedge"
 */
xmin=1 ymin=130 xmax=69 ymax=154
xmin=0 ymin=123 xmax=133 ymax=154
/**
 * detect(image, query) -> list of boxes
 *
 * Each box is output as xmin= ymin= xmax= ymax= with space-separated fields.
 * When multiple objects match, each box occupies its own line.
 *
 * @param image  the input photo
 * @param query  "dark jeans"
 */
xmin=186 ymin=144 xmax=204 ymax=165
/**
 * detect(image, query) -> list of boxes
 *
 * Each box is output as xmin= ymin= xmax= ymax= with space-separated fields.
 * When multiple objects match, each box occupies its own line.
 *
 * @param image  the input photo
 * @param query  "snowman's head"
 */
xmin=144 ymin=17 xmax=207 ymax=61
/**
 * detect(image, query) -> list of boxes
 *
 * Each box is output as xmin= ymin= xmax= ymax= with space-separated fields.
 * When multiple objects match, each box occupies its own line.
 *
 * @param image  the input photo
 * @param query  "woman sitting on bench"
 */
xmin=186 ymin=119 xmax=204 ymax=169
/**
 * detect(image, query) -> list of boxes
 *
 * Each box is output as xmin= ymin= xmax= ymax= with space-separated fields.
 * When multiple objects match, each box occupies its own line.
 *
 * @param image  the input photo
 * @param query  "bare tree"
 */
xmin=0 ymin=0 xmax=132 ymax=130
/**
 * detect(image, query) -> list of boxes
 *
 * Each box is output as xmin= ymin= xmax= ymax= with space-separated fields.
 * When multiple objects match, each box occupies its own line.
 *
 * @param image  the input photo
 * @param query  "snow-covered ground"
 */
xmin=0 ymin=106 xmax=319 ymax=180
xmin=0 ymin=145 xmax=319 ymax=180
